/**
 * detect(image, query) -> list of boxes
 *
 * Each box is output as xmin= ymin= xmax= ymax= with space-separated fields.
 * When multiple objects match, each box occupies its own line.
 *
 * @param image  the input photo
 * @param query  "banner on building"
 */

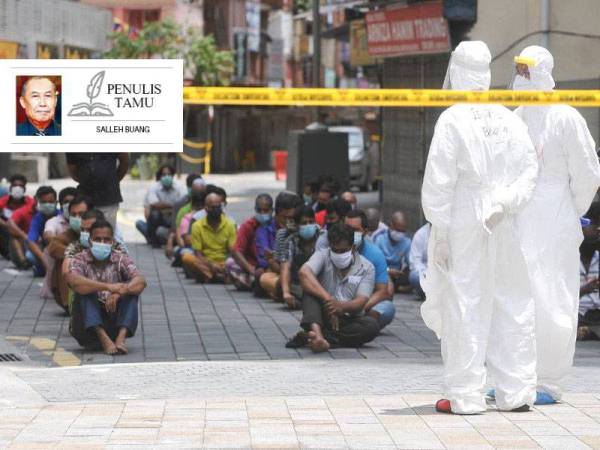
xmin=246 ymin=0 xmax=261 ymax=52
xmin=234 ymin=32 xmax=248 ymax=80
xmin=267 ymin=39 xmax=285 ymax=82
xmin=350 ymin=20 xmax=375 ymax=67
xmin=366 ymin=1 xmax=450 ymax=58
xmin=0 ymin=59 xmax=183 ymax=153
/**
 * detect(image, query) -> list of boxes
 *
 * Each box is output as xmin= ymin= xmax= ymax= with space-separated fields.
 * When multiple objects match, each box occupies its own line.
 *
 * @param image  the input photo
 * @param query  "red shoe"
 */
xmin=435 ymin=399 xmax=452 ymax=414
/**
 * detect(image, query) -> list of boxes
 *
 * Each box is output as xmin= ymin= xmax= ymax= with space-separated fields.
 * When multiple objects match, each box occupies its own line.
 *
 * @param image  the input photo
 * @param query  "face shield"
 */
xmin=508 ymin=56 xmax=536 ymax=90
xmin=509 ymin=55 xmax=555 ymax=90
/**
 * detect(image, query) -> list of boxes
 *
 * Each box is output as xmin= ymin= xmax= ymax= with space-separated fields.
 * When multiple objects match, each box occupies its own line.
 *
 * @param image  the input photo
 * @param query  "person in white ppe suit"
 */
xmin=509 ymin=46 xmax=600 ymax=404
xmin=421 ymin=41 xmax=539 ymax=414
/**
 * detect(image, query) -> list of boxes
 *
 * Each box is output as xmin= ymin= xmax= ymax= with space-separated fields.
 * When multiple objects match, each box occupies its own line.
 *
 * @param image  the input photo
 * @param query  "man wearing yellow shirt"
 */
xmin=182 ymin=193 xmax=236 ymax=283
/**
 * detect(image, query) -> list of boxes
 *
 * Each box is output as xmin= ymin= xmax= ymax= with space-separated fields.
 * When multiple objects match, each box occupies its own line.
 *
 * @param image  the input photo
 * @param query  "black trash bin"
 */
xmin=286 ymin=130 xmax=349 ymax=194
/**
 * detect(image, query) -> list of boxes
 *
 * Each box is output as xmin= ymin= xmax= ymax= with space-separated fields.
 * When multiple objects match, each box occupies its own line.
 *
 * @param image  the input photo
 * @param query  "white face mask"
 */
xmin=330 ymin=249 xmax=353 ymax=270
xmin=10 ymin=185 xmax=25 ymax=200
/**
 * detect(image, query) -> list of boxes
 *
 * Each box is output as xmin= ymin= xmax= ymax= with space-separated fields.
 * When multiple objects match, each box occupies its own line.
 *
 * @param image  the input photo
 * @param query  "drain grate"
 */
xmin=0 ymin=353 xmax=22 ymax=362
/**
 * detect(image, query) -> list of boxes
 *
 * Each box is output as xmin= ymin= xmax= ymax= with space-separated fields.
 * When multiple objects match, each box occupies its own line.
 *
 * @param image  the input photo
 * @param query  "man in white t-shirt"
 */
xmin=136 ymin=164 xmax=187 ymax=247
xmin=44 ymin=187 xmax=77 ymax=239
xmin=409 ymin=222 xmax=431 ymax=299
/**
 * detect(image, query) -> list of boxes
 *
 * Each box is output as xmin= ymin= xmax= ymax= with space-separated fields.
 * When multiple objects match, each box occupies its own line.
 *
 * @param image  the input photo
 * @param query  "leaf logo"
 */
xmin=68 ymin=70 xmax=113 ymax=117
xmin=87 ymin=71 xmax=105 ymax=102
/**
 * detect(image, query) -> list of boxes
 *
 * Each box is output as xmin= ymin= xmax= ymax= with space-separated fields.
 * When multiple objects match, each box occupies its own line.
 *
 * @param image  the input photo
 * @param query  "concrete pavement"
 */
xmin=0 ymin=243 xmax=441 ymax=367
xmin=2 ymin=361 xmax=600 ymax=449
xmin=2 ymin=172 xmax=600 ymax=448
xmin=0 ymin=173 xmax=411 ymax=367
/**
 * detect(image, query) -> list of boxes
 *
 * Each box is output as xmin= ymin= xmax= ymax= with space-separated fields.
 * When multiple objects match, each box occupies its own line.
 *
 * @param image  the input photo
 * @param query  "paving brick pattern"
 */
xmin=2 ymin=392 xmax=600 ymax=449
xmin=0 ymin=243 xmax=441 ymax=367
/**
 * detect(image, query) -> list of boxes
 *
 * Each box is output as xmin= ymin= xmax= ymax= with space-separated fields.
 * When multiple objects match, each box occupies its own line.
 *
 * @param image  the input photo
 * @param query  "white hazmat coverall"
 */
xmin=421 ymin=41 xmax=539 ymax=414
xmin=512 ymin=46 xmax=600 ymax=400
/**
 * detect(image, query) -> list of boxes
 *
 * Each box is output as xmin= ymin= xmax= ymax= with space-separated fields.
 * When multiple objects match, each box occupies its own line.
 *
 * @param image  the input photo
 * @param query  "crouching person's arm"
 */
xmin=299 ymin=252 xmax=332 ymax=303
xmin=68 ymin=272 xmax=122 ymax=296
xmin=334 ymin=264 xmax=375 ymax=316
xmin=364 ymin=282 xmax=388 ymax=313
xmin=66 ymin=252 xmax=121 ymax=295
xmin=124 ymin=274 xmax=146 ymax=296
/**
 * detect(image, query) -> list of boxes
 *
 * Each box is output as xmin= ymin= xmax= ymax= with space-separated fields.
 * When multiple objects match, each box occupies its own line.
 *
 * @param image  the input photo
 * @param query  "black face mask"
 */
xmin=207 ymin=206 xmax=222 ymax=220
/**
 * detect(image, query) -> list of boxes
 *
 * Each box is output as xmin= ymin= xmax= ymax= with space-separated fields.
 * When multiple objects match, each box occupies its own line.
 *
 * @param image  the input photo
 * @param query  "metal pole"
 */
xmin=540 ymin=0 xmax=550 ymax=48
xmin=312 ymin=0 xmax=321 ymax=87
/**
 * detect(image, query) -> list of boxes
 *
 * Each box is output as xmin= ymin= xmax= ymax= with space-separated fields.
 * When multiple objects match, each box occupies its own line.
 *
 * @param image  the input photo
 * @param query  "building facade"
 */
xmin=80 ymin=0 xmax=204 ymax=33
xmin=0 ymin=0 xmax=111 ymax=59
xmin=379 ymin=0 xmax=600 ymax=230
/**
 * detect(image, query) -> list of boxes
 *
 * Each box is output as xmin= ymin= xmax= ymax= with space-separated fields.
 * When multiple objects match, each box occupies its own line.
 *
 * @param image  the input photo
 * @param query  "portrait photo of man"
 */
xmin=16 ymin=76 xmax=61 ymax=136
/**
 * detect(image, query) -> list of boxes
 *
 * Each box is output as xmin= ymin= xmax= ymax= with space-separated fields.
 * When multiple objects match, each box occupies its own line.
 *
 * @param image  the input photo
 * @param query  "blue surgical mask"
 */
xmin=255 ymin=213 xmax=272 ymax=226
xmin=353 ymin=231 xmax=364 ymax=248
xmin=161 ymin=175 xmax=173 ymax=188
xmin=303 ymin=194 xmax=313 ymax=205
xmin=69 ymin=216 xmax=81 ymax=233
xmin=79 ymin=231 xmax=90 ymax=248
xmin=91 ymin=242 xmax=112 ymax=261
xmin=62 ymin=203 xmax=70 ymax=220
xmin=389 ymin=230 xmax=406 ymax=242
xmin=299 ymin=224 xmax=319 ymax=240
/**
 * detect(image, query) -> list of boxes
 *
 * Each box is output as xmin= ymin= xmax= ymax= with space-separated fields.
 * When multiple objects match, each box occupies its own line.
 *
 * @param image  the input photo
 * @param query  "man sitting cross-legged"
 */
xmin=182 ymin=192 xmax=237 ymax=283
xmin=67 ymin=219 xmax=146 ymax=355
xmin=296 ymin=222 xmax=379 ymax=352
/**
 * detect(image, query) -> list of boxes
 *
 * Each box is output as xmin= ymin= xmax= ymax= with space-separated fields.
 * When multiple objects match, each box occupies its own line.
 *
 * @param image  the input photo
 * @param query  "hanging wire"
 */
xmin=492 ymin=30 xmax=600 ymax=62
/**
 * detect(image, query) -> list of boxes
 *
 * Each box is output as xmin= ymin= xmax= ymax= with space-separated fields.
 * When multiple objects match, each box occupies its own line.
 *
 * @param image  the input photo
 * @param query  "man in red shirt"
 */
xmin=0 ymin=174 xmax=35 ymax=267
xmin=314 ymin=183 xmax=337 ymax=227
xmin=226 ymin=194 xmax=273 ymax=290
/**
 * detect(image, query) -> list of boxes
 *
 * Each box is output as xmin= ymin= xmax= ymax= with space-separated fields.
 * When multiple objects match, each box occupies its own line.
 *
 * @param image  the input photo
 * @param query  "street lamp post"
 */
xmin=312 ymin=0 xmax=321 ymax=87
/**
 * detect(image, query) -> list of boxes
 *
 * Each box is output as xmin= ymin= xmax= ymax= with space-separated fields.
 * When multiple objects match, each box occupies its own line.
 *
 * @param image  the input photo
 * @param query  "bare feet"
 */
xmin=115 ymin=343 xmax=128 ymax=355
xmin=308 ymin=331 xmax=330 ymax=353
xmin=115 ymin=328 xmax=128 ymax=355
xmin=95 ymin=328 xmax=118 ymax=355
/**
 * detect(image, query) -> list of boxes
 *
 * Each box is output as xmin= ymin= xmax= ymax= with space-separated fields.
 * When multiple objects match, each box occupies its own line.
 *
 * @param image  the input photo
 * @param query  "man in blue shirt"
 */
xmin=345 ymin=210 xmax=396 ymax=330
xmin=374 ymin=211 xmax=412 ymax=294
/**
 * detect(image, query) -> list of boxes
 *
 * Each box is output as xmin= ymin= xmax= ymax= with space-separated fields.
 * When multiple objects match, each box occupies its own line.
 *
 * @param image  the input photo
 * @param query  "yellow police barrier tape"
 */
xmin=183 ymin=87 xmax=600 ymax=107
